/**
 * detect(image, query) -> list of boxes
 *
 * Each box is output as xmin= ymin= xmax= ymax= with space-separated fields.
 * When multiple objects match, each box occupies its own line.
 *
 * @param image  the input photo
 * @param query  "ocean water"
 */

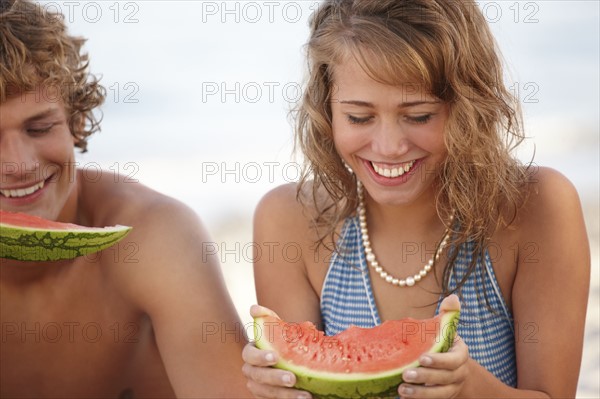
xmin=34 ymin=0 xmax=600 ymax=395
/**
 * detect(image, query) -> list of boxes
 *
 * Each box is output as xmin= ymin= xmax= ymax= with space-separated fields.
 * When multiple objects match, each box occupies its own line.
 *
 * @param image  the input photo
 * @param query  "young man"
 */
xmin=0 ymin=1 xmax=249 ymax=397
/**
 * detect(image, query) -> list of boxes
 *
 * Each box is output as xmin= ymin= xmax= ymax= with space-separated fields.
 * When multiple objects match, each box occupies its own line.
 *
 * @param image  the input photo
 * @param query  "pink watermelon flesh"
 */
xmin=1 ymin=210 xmax=91 ymax=230
xmin=259 ymin=314 xmax=450 ymax=374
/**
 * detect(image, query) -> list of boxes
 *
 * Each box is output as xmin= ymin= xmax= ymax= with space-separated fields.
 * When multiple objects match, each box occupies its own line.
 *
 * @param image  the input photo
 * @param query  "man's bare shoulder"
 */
xmin=73 ymin=171 xmax=248 ymax=396
xmin=80 ymin=170 xmax=207 ymax=254
xmin=78 ymin=169 xmax=197 ymax=230
xmin=78 ymin=171 xmax=215 ymax=303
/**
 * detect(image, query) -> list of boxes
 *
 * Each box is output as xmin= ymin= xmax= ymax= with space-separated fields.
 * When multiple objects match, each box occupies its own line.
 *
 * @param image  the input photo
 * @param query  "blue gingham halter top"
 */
xmin=321 ymin=215 xmax=517 ymax=386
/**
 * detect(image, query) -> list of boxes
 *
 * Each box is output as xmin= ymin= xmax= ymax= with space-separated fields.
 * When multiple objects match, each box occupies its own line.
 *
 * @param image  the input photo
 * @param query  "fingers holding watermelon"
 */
xmin=394 ymin=296 xmax=466 ymax=398
xmin=244 ymin=304 xmax=311 ymax=398
xmin=439 ymin=294 xmax=461 ymax=313
xmin=241 ymin=341 xmax=282 ymax=369
xmin=242 ymin=342 xmax=311 ymax=399
xmin=416 ymin=335 xmax=469 ymax=371
xmin=398 ymin=333 xmax=469 ymax=398
xmin=250 ymin=304 xmax=281 ymax=319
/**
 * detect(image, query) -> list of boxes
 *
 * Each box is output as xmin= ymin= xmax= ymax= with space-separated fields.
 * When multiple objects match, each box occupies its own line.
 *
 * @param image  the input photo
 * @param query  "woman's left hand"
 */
xmin=398 ymin=294 xmax=470 ymax=398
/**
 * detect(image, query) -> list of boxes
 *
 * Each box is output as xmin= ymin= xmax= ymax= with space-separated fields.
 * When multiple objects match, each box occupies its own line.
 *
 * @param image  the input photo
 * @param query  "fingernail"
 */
xmin=401 ymin=386 xmax=414 ymax=395
xmin=282 ymin=373 xmax=293 ymax=386
xmin=265 ymin=353 xmax=275 ymax=362
xmin=403 ymin=370 xmax=417 ymax=381
xmin=420 ymin=355 xmax=432 ymax=366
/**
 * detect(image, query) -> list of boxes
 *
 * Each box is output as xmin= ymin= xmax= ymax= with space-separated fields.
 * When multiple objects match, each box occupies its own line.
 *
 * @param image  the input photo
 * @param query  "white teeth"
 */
xmin=371 ymin=161 xmax=415 ymax=178
xmin=0 ymin=180 xmax=45 ymax=198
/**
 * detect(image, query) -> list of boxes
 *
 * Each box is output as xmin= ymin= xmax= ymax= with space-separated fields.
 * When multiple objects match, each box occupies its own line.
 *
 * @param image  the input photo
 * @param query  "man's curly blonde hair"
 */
xmin=0 ymin=0 xmax=105 ymax=152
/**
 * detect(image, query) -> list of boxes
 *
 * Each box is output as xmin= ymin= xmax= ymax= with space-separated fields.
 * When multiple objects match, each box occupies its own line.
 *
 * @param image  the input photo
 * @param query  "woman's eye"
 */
xmin=405 ymin=114 xmax=432 ymax=124
xmin=347 ymin=115 xmax=372 ymax=125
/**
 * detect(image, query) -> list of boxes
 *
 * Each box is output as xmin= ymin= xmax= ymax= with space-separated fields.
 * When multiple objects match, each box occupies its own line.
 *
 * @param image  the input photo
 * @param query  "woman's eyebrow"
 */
xmin=338 ymin=100 xmax=441 ymax=108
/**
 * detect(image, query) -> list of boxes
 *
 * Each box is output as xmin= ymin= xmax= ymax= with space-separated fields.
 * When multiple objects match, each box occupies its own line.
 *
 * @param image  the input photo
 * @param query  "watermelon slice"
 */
xmin=254 ymin=311 xmax=459 ymax=399
xmin=0 ymin=210 xmax=132 ymax=261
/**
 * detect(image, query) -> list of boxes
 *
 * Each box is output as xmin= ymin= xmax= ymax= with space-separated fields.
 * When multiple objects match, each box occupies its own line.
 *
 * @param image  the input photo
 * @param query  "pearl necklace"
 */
xmin=357 ymin=183 xmax=452 ymax=287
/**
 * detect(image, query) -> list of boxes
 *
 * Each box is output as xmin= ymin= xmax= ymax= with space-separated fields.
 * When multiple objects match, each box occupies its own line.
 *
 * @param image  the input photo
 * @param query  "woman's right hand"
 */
xmin=241 ymin=305 xmax=312 ymax=399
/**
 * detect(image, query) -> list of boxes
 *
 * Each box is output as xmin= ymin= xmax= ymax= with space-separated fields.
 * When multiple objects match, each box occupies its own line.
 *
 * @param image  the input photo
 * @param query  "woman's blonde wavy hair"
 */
xmin=296 ymin=0 xmax=531 ymax=295
xmin=0 ymin=0 xmax=105 ymax=152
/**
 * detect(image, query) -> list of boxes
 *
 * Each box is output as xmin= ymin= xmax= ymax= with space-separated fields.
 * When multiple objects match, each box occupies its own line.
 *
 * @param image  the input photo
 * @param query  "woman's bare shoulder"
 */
xmin=517 ymin=166 xmax=585 ymax=233
xmin=255 ymin=181 xmax=332 ymax=231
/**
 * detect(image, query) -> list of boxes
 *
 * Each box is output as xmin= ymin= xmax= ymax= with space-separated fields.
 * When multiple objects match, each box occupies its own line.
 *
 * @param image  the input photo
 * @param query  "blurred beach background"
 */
xmin=47 ymin=0 xmax=599 ymax=395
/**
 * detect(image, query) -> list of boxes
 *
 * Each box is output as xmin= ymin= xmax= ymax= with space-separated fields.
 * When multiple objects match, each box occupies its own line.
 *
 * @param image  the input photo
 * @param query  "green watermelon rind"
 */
xmin=254 ymin=311 xmax=459 ymax=399
xmin=0 ymin=223 xmax=132 ymax=262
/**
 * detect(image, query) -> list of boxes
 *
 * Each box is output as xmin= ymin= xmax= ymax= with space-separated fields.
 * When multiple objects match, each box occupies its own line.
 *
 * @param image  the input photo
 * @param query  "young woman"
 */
xmin=242 ymin=0 xmax=590 ymax=397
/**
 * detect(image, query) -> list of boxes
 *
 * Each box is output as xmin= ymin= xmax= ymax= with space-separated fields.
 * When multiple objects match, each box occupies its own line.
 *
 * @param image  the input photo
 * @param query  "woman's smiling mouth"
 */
xmin=370 ymin=160 xmax=417 ymax=178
